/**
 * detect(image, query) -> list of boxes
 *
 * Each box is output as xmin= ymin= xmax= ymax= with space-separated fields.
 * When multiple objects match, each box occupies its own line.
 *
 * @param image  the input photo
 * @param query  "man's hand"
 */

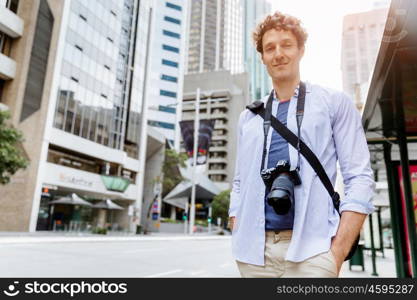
xmin=331 ymin=211 xmax=367 ymax=275
xmin=228 ymin=217 xmax=236 ymax=231
xmin=330 ymin=243 xmax=349 ymax=275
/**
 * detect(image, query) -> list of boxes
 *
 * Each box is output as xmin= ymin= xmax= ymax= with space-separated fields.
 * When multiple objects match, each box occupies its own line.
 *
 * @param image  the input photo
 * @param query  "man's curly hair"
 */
xmin=253 ymin=11 xmax=308 ymax=54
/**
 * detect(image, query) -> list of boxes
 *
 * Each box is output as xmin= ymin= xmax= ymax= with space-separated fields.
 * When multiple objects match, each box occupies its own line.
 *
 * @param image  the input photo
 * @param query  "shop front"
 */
xmin=36 ymin=162 xmax=139 ymax=233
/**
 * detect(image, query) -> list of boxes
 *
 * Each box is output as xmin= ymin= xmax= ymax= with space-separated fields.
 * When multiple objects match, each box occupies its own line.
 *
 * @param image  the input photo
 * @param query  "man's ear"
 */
xmin=300 ymin=46 xmax=305 ymax=58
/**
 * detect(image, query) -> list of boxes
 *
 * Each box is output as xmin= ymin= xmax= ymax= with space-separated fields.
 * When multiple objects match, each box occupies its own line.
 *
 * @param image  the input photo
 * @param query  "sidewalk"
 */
xmin=0 ymin=230 xmax=230 ymax=244
xmin=340 ymin=248 xmax=396 ymax=277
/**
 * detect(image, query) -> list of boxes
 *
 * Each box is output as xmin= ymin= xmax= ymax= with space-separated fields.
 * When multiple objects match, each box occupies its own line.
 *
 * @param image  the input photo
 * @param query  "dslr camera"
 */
xmin=260 ymin=160 xmax=301 ymax=215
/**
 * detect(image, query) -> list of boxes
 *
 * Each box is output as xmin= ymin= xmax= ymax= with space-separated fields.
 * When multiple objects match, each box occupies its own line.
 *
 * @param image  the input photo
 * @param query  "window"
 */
xmin=159 ymin=105 xmax=176 ymax=113
xmin=148 ymin=120 xmax=175 ymax=130
xmin=75 ymin=45 xmax=83 ymax=52
xmin=166 ymin=2 xmax=182 ymax=11
xmin=161 ymin=74 xmax=178 ymax=83
xmin=162 ymin=59 xmax=178 ymax=68
xmin=164 ymin=16 xmax=181 ymax=25
xmin=70 ymin=76 xmax=79 ymax=83
xmin=162 ymin=44 xmax=179 ymax=53
xmin=160 ymin=90 xmax=177 ymax=98
xmin=79 ymin=14 xmax=87 ymax=22
xmin=163 ymin=30 xmax=180 ymax=39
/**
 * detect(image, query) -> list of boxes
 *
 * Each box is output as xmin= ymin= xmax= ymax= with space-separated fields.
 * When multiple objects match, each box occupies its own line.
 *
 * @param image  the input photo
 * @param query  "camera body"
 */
xmin=261 ymin=160 xmax=301 ymax=215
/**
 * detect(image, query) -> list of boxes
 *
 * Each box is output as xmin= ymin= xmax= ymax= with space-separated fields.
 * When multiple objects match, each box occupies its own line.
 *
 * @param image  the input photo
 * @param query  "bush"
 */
xmin=92 ymin=227 xmax=107 ymax=235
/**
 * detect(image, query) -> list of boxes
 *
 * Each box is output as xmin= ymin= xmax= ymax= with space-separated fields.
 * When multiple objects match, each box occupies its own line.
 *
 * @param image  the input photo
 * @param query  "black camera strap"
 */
xmin=248 ymin=82 xmax=341 ymax=213
xmin=261 ymin=82 xmax=305 ymax=171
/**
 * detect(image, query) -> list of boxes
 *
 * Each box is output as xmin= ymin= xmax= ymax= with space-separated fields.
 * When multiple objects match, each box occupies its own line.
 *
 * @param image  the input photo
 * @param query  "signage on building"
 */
xmin=43 ymin=163 xmax=138 ymax=201
xmin=59 ymin=173 xmax=93 ymax=188
xmin=179 ymin=119 xmax=215 ymax=165
xmin=101 ymin=175 xmax=130 ymax=192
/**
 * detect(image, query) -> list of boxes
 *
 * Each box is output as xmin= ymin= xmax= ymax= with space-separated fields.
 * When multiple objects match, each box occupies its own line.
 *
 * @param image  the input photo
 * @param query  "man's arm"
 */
xmin=228 ymin=111 xmax=246 ymax=230
xmin=331 ymin=211 xmax=366 ymax=273
xmin=331 ymin=92 xmax=375 ymax=272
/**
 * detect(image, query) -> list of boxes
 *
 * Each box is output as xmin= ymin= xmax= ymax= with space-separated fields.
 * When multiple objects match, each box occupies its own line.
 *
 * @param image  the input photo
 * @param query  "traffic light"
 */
xmin=208 ymin=217 xmax=212 ymax=223
xmin=182 ymin=213 xmax=187 ymax=221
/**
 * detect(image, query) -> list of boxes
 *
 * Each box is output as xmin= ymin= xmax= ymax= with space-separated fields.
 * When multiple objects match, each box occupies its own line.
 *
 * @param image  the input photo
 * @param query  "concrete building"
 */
xmin=146 ymin=0 xmax=189 ymax=148
xmin=181 ymin=70 xmax=249 ymax=191
xmin=0 ymin=0 xmax=157 ymax=233
xmin=0 ymin=0 xmax=65 ymax=231
xmin=341 ymin=7 xmax=389 ymax=110
xmin=242 ymin=0 xmax=272 ymax=101
xmin=185 ymin=0 xmax=243 ymax=74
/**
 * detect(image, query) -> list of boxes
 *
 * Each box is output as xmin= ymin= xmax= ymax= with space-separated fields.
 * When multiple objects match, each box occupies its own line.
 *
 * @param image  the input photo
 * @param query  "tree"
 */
xmin=162 ymin=148 xmax=188 ymax=197
xmin=0 ymin=110 xmax=29 ymax=184
xmin=212 ymin=189 xmax=231 ymax=228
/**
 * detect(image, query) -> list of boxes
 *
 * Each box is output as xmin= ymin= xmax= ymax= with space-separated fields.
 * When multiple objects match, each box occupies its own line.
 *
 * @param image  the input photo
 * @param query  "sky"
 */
xmin=267 ymin=0 xmax=390 ymax=91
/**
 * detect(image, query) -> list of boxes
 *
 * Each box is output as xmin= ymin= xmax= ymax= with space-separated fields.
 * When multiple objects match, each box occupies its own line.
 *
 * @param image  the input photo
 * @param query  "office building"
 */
xmin=0 ymin=0 xmax=155 ymax=232
xmin=146 ymin=0 xmax=189 ymax=149
xmin=341 ymin=7 xmax=389 ymax=110
xmin=186 ymin=0 xmax=243 ymax=74
xmin=243 ymin=0 xmax=272 ymax=101
xmin=181 ymin=70 xmax=249 ymax=191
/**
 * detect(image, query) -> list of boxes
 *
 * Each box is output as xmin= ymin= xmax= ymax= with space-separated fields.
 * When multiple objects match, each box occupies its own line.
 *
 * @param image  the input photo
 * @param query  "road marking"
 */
xmin=220 ymin=262 xmax=232 ymax=268
xmin=123 ymin=248 xmax=160 ymax=254
xmin=190 ymin=270 xmax=206 ymax=276
xmin=145 ymin=269 xmax=183 ymax=278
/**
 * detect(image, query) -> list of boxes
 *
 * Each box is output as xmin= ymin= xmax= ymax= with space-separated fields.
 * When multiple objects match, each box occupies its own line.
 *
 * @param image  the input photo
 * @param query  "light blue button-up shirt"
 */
xmin=228 ymin=81 xmax=375 ymax=265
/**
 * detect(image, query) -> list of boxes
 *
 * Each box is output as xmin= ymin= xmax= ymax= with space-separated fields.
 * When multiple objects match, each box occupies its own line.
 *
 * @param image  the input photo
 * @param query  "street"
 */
xmin=0 ymin=236 xmax=239 ymax=277
xmin=0 ymin=234 xmax=395 ymax=278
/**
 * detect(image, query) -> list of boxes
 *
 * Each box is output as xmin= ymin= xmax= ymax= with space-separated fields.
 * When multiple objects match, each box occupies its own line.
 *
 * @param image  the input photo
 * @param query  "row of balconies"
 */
xmin=0 ymin=4 xmax=23 ymax=80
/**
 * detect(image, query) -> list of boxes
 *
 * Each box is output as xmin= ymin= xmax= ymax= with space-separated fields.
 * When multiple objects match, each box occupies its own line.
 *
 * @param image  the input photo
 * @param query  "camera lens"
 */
xmin=267 ymin=174 xmax=294 ymax=215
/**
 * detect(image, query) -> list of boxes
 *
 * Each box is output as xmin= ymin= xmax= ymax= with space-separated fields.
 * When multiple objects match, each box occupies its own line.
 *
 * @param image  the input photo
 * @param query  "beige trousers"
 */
xmin=236 ymin=230 xmax=338 ymax=278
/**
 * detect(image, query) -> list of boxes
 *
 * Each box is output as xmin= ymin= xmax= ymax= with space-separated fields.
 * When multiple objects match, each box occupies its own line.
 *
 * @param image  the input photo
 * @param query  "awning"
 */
xmin=49 ymin=193 xmax=92 ymax=207
xmin=163 ymin=167 xmax=221 ymax=209
xmin=92 ymin=199 xmax=124 ymax=210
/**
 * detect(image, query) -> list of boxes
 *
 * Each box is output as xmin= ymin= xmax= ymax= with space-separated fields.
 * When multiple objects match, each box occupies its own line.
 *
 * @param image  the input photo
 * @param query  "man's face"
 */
xmin=261 ymin=28 xmax=304 ymax=82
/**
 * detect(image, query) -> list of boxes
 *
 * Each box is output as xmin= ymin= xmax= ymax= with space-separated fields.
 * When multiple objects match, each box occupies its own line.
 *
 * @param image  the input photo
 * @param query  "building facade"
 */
xmin=0 ymin=0 xmax=65 ymax=231
xmin=243 ymin=0 xmax=271 ymax=101
xmin=0 ymin=0 xmax=155 ymax=232
xmin=146 ymin=0 xmax=188 ymax=148
xmin=181 ymin=70 xmax=249 ymax=191
xmin=185 ymin=0 xmax=243 ymax=74
xmin=341 ymin=7 xmax=389 ymax=110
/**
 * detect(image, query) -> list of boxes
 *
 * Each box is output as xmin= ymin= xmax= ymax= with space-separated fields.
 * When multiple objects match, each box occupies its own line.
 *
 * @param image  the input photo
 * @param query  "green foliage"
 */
xmin=0 ymin=110 xmax=29 ymax=185
xmin=92 ymin=227 xmax=107 ymax=235
xmin=160 ymin=218 xmax=182 ymax=224
xmin=212 ymin=189 xmax=231 ymax=227
xmin=162 ymin=148 xmax=188 ymax=197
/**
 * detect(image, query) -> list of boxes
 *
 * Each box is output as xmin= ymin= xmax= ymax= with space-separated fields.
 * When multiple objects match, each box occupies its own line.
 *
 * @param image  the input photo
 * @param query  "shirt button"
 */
xmin=259 ymin=219 xmax=265 ymax=226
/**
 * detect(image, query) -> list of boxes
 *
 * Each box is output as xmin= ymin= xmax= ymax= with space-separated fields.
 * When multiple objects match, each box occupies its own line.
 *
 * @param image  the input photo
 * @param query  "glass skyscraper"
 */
xmin=243 ymin=0 xmax=272 ymax=100
xmin=53 ymin=0 xmax=148 ymax=158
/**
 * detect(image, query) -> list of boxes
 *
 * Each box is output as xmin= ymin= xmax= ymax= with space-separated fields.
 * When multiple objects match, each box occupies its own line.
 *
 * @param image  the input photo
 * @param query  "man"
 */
xmin=228 ymin=11 xmax=375 ymax=278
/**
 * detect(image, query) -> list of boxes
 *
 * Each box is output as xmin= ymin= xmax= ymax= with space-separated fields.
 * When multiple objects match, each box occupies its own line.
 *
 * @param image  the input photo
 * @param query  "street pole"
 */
xmin=369 ymin=213 xmax=379 ymax=276
xmin=184 ymin=201 xmax=189 ymax=234
xmin=208 ymin=205 xmax=212 ymax=234
xmin=189 ymin=88 xmax=200 ymax=234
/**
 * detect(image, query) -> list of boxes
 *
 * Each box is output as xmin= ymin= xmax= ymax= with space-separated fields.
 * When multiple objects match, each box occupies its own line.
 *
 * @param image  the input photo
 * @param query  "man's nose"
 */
xmin=273 ymin=47 xmax=284 ymax=59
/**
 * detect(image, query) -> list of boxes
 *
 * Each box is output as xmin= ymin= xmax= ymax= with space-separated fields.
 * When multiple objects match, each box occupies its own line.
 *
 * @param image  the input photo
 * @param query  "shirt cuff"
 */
xmin=339 ymin=199 xmax=375 ymax=215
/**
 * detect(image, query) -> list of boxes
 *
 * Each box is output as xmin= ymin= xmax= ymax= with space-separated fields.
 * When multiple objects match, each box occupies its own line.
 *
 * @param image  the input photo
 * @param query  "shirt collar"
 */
xmin=271 ymin=81 xmax=312 ymax=101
